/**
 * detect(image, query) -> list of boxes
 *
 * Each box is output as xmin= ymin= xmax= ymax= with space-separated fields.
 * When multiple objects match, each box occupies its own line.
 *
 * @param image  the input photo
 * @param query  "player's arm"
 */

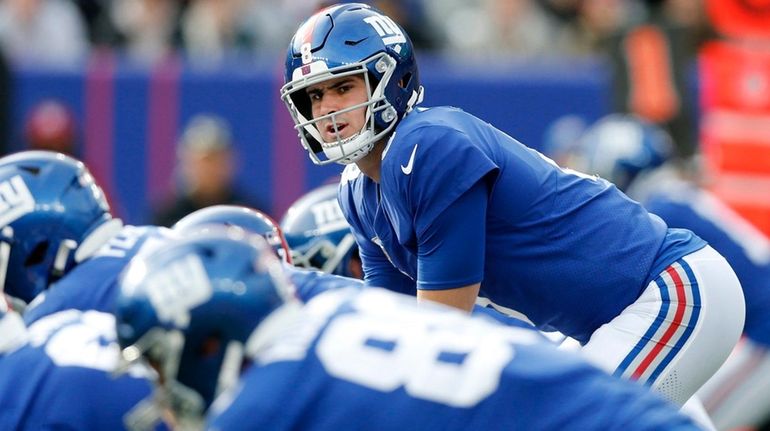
xmin=356 ymin=227 xmax=416 ymax=295
xmin=418 ymin=284 xmax=479 ymax=312
xmin=338 ymin=178 xmax=416 ymax=294
xmin=416 ymin=178 xmax=488 ymax=313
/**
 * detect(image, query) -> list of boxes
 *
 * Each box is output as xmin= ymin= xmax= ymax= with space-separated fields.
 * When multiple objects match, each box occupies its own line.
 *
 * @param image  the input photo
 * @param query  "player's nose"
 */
xmin=321 ymin=92 xmax=349 ymax=118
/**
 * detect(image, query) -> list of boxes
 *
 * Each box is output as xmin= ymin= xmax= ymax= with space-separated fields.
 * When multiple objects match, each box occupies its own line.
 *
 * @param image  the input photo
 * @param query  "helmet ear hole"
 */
xmin=305 ymin=131 xmax=323 ymax=154
xmin=199 ymin=246 xmax=216 ymax=259
xmin=24 ymin=241 xmax=49 ymax=267
xmin=19 ymin=166 xmax=41 ymax=175
xmin=291 ymin=92 xmax=312 ymax=122
xmin=399 ymin=72 xmax=412 ymax=89
xmin=198 ymin=334 xmax=222 ymax=358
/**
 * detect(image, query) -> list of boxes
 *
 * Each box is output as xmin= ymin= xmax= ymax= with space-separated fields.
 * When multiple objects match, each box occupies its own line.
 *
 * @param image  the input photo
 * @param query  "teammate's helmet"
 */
xmin=281 ymin=183 xmax=358 ymax=277
xmin=0 ymin=151 xmax=119 ymax=303
xmin=281 ymin=3 xmax=423 ymax=165
xmin=114 ymin=229 xmax=294 ymax=421
xmin=173 ymin=205 xmax=292 ymax=264
xmin=569 ymin=114 xmax=673 ymax=191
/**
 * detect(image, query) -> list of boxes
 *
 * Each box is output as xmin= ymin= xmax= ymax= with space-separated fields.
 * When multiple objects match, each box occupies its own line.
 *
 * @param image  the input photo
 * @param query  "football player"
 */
xmin=173 ymin=204 xmax=293 ymax=264
xmin=279 ymin=185 xmax=538 ymax=328
xmin=24 ymin=224 xmax=176 ymax=324
xmin=567 ymin=113 xmax=770 ymax=430
xmin=0 ymin=151 xmax=122 ymax=310
xmin=279 ymin=3 xmax=744 ymax=406
xmin=0 ymin=150 xmax=181 ymax=327
xmin=176 ymin=203 xmax=531 ymax=329
xmin=0 ymin=307 xmax=169 ymax=430
xmin=0 ymin=150 xmax=170 ymax=429
xmin=114 ymin=228 xmax=703 ymax=430
xmin=172 ymin=204 xmax=365 ymax=302
xmin=280 ymin=182 xmax=362 ymax=279
xmin=0 ymin=152 xmax=180 ymax=325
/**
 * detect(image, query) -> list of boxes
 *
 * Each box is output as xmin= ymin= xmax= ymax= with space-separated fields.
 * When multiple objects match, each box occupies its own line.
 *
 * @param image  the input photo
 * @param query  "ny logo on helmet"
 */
xmin=310 ymin=199 xmax=345 ymax=228
xmin=0 ymin=175 xmax=34 ymax=227
xmin=144 ymin=254 xmax=213 ymax=328
xmin=364 ymin=15 xmax=405 ymax=46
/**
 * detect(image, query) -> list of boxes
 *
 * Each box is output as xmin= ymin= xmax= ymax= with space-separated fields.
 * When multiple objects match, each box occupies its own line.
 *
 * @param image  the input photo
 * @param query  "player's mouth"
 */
xmin=324 ymin=122 xmax=348 ymax=140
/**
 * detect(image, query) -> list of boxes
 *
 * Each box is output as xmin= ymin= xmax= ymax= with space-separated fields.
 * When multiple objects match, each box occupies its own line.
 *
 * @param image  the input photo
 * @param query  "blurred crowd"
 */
xmin=0 ymin=0 xmax=719 ymax=214
xmin=0 ymin=0 xmax=712 ymax=67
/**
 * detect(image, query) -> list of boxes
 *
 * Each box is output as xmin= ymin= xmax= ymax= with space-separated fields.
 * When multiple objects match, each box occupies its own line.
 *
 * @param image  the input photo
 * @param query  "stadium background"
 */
xmin=9 ymin=55 xmax=611 ymax=224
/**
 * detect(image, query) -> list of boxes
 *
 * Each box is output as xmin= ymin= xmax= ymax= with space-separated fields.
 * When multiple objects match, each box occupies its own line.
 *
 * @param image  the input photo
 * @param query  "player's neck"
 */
xmin=356 ymin=141 xmax=385 ymax=183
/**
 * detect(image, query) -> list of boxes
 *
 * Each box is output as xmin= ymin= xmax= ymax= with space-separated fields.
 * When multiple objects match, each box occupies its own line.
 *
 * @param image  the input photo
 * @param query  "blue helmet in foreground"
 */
xmin=0 ymin=151 xmax=120 ymax=303
xmin=281 ymin=183 xmax=359 ymax=278
xmin=172 ymin=205 xmax=292 ymax=264
xmin=114 ymin=228 xmax=295 ymax=423
xmin=281 ymin=3 xmax=423 ymax=165
xmin=569 ymin=114 xmax=674 ymax=191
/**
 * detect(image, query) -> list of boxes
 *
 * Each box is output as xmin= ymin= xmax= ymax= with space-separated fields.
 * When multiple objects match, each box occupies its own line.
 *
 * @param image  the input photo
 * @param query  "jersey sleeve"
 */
xmin=416 ymin=179 xmax=487 ymax=290
xmin=381 ymin=125 xmax=498 ymax=239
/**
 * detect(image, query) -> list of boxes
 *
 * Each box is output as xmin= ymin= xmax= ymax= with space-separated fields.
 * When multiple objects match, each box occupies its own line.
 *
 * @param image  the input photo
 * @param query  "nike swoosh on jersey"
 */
xmin=400 ymin=144 xmax=418 ymax=175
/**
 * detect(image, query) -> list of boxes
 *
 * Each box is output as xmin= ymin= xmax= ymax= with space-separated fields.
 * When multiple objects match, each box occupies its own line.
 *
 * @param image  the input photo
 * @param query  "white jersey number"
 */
xmin=315 ymin=290 xmax=519 ymax=407
xmin=28 ymin=310 xmax=121 ymax=372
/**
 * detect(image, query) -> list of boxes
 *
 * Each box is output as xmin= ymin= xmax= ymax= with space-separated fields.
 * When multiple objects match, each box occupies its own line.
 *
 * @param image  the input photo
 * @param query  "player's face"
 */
xmin=306 ymin=75 xmax=368 ymax=143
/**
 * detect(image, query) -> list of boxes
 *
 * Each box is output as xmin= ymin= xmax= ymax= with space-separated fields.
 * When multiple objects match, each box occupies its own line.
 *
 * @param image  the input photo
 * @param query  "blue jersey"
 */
xmin=0 ymin=309 xmax=167 ymax=431
xmin=24 ymin=225 xmax=175 ymax=325
xmin=207 ymin=288 xmax=698 ymax=431
xmin=284 ymin=263 xmax=534 ymax=329
xmin=645 ymin=182 xmax=770 ymax=345
xmin=284 ymin=263 xmax=365 ymax=303
xmin=339 ymin=107 xmax=705 ymax=343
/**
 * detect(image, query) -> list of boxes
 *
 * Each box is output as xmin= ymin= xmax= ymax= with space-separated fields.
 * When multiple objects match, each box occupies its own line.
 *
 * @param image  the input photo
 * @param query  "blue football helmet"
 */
xmin=281 ymin=3 xmax=423 ymax=165
xmin=0 ymin=151 xmax=120 ymax=304
xmin=280 ymin=183 xmax=358 ymax=277
xmin=172 ymin=205 xmax=292 ymax=264
xmin=568 ymin=114 xmax=674 ymax=191
xmin=114 ymin=228 xmax=295 ymax=423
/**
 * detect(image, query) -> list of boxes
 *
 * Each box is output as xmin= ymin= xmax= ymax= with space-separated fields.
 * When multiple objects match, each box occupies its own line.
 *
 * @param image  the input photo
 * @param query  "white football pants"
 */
xmin=580 ymin=245 xmax=745 ymax=406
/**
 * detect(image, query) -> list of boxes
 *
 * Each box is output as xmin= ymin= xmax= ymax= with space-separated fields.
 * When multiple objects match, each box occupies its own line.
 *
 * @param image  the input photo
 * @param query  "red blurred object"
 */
xmin=706 ymin=0 xmax=770 ymax=39
xmin=700 ymin=39 xmax=770 ymax=236
xmin=700 ymin=41 xmax=770 ymax=114
xmin=23 ymin=100 xmax=77 ymax=155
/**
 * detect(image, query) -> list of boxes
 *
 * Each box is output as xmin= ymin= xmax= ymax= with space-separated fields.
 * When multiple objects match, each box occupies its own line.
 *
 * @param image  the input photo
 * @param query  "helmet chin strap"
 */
xmin=323 ymin=128 xmax=375 ymax=165
xmin=0 ymin=307 xmax=27 ymax=354
xmin=51 ymin=239 xmax=78 ymax=280
xmin=214 ymin=341 xmax=244 ymax=398
xmin=0 ymin=226 xmax=31 ymax=315
xmin=0 ymin=226 xmax=13 ymax=296
xmin=405 ymin=86 xmax=425 ymax=113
